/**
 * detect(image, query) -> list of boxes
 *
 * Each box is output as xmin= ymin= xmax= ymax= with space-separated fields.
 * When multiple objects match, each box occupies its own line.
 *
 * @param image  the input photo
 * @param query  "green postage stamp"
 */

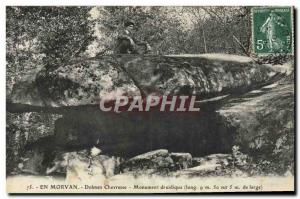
xmin=252 ymin=7 xmax=293 ymax=55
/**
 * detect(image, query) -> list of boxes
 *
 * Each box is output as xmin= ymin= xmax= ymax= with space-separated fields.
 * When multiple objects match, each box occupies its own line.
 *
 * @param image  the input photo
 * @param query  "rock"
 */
xmin=192 ymin=153 xmax=231 ymax=168
xmin=119 ymin=150 xmax=195 ymax=175
xmin=51 ymin=150 xmax=122 ymax=180
xmin=174 ymin=153 xmax=233 ymax=177
xmin=170 ymin=152 xmax=192 ymax=169
xmin=17 ymin=150 xmax=45 ymax=175
xmin=130 ymin=149 xmax=169 ymax=160
xmin=120 ymin=149 xmax=173 ymax=173
xmin=7 ymin=54 xmax=286 ymax=162
xmin=18 ymin=148 xmax=122 ymax=179
xmin=61 ymin=150 xmax=106 ymax=181
xmin=8 ymin=54 xmax=280 ymax=108
xmin=217 ymin=73 xmax=294 ymax=174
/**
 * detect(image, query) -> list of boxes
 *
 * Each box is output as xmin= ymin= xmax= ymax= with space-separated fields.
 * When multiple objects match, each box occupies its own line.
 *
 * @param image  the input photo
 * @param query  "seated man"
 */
xmin=115 ymin=20 xmax=151 ymax=54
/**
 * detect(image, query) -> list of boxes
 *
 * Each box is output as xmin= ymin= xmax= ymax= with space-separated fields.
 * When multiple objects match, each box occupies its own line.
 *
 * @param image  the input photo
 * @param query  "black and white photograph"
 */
xmin=5 ymin=5 xmax=295 ymax=193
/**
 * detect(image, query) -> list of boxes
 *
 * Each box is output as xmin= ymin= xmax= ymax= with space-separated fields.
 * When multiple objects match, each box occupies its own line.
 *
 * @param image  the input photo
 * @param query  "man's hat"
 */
xmin=124 ymin=20 xmax=135 ymax=27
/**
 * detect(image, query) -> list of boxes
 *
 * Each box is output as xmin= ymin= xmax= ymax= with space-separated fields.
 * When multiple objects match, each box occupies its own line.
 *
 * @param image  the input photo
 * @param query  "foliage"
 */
xmin=88 ymin=6 xmax=251 ymax=55
xmin=6 ymin=6 xmax=95 ymax=97
xmin=256 ymin=54 xmax=294 ymax=65
xmin=6 ymin=6 xmax=253 ymax=94
xmin=6 ymin=112 xmax=61 ymax=174
xmin=6 ymin=6 xmax=95 ymax=174
xmin=228 ymin=142 xmax=294 ymax=176
xmin=181 ymin=7 xmax=251 ymax=55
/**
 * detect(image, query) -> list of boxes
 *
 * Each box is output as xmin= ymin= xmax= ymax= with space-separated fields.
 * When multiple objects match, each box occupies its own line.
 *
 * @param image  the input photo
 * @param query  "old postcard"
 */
xmin=6 ymin=6 xmax=295 ymax=193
